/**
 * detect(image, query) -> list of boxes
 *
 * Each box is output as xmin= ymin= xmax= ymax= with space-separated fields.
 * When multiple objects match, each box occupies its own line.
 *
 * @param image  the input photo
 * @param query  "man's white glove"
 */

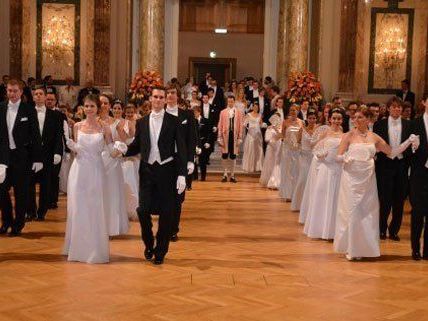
xmin=204 ymin=143 xmax=210 ymax=149
xmin=176 ymin=175 xmax=186 ymax=194
xmin=187 ymin=162 xmax=195 ymax=175
xmin=0 ymin=165 xmax=7 ymax=184
xmin=261 ymin=122 xmax=268 ymax=129
xmin=212 ymin=127 xmax=218 ymax=133
xmin=32 ymin=162 xmax=43 ymax=173
xmin=409 ymin=134 xmax=420 ymax=152
xmin=196 ymin=147 xmax=202 ymax=155
xmin=53 ymin=154 xmax=62 ymax=165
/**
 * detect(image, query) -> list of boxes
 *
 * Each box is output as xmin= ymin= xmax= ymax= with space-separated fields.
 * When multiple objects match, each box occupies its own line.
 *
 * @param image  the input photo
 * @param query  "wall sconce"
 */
xmin=375 ymin=13 xmax=407 ymax=88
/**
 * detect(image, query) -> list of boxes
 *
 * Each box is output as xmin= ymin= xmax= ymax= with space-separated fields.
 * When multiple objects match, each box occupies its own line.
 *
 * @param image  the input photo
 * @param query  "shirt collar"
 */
xmin=150 ymin=109 xmax=165 ymax=119
xmin=389 ymin=116 xmax=401 ymax=124
xmin=8 ymin=99 xmax=21 ymax=109
xmin=36 ymin=105 xmax=46 ymax=113
xmin=166 ymin=105 xmax=179 ymax=116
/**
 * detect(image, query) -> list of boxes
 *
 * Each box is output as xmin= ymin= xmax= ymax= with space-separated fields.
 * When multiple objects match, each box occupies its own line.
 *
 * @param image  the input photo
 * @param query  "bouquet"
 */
xmin=128 ymin=70 xmax=163 ymax=104
xmin=285 ymin=71 xmax=322 ymax=104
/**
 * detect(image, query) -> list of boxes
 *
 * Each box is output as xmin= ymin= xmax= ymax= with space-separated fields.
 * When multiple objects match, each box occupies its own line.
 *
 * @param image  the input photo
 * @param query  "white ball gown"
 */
xmin=298 ymin=125 xmax=329 ymax=224
xmin=63 ymin=132 xmax=110 ymax=263
xmin=303 ymin=137 xmax=342 ymax=239
xmin=59 ymin=120 xmax=73 ymax=193
xmin=279 ymin=125 xmax=300 ymax=200
xmin=334 ymin=143 xmax=380 ymax=258
xmin=242 ymin=114 xmax=264 ymax=172
xmin=121 ymin=120 xmax=140 ymax=221
xmin=102 ymin=119 xmax=129 ymax=236
xmin=259 ymin=127 xmax=282 ymax=189
xmin=291 ymin=129 xmax=313 ymax=211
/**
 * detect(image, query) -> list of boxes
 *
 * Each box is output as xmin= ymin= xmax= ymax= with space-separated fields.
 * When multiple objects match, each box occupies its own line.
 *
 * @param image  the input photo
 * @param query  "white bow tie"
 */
xmin=151 ymin=111 xmax=164 ymax=119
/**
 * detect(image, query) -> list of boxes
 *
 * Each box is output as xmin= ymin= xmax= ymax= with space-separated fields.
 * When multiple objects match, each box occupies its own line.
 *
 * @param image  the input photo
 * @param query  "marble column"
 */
xmin=139 ymin=0 xmax=164 ymax=75
xmin=277 ymin=0 xmax=309 ymax=89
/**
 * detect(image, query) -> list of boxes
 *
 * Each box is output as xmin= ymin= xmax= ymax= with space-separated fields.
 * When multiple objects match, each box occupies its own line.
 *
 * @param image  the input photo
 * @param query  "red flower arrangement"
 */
xmin=128 ymin=70 xmax=163 ymax=103
xmin=285 ymin=71 xmax=322 ymax=104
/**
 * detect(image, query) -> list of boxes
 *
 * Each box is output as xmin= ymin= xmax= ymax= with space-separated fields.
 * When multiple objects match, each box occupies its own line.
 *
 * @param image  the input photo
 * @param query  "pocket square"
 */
xmin=21 ymin=117 xmax=28 ymax=121
xmin=181 ymin=119 xmax=188 ymax=124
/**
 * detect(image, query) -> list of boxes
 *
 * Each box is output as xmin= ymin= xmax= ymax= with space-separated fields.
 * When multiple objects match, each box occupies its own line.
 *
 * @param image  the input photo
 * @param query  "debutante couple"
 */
xmin=62 ymin=87 xmax=187 ymax=265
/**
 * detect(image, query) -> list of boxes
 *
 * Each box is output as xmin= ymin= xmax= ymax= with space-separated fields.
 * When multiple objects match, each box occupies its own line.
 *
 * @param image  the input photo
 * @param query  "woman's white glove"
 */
xmin=409 ymin=134 xmax=420 ymax=152
xmin=336 ymin=154 xmax=353 ymax=164
xmin=66 ymin=139 xmax=80 ymax=154
xmin=0 ymin=165 xmax=7 ymax=184
xmin=314 ymin=149 xmax=328 ymax=161
xmin=110 ymin=141 xmax=128 ymax=158
xmin=389 ymin=134 xmax=419 ymax=159
xmin=176 ymin=175 xmax=186 ymax=194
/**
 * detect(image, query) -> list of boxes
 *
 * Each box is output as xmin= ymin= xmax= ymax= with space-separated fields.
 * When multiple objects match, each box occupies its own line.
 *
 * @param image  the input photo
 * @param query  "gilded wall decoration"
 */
xmin=368 ymin=7 xmax=414 ymax=94
xmin=36 ymin=0 xmax=80 ymax=85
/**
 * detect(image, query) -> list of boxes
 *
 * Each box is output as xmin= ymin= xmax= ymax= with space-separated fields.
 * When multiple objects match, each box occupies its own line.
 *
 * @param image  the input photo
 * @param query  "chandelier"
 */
xmin=43 ymin=14 xmax=74 ymax=65
xmin=375 ymin=13 xmax=407 ymax=88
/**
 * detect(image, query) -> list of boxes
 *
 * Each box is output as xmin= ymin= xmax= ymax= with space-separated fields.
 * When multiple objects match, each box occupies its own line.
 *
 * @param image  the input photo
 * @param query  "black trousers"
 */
xmin=137 ymin=161 xmax=176 ymax=258
xmin=49 ymin=162 xmax=61 ymax=205
xmin=28 ymin=162 xmax=53 ymax=218
xmin=376 ymin=158 xmax=408 ymax=236
xmin=409 ymin=167 xmax=428 ymax=256
xmin=0 ymin=149 xmax=32 ymax=231
xmin=199 ymin=149 xmax=211 ymax=180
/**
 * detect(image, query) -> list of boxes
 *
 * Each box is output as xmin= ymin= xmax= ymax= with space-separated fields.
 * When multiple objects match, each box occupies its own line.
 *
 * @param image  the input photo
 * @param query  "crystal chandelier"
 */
xmin=43 ymin=14 xmax=74 ymax=65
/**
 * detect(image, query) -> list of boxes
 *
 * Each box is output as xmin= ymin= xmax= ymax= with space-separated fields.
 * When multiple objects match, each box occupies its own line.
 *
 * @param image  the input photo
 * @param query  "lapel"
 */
xmin=12 ymin=102 xmax=25 ymax=135
xmin=400 ymin=118 xmax=406 ymax=143
xmin=0 ymin=103 xmax=6 ymax=129
xmin=42 ymin=109 xmax=52 ymax=140
xmin=143 ymin=115 xmax=151 ymax=150
xmin=158 ymin=112 xmax=168 ymax=143
xmin=383 ymin=118 xmax=390 ymax=144
xmin=420 ymin=117 xmax=428 ymax=149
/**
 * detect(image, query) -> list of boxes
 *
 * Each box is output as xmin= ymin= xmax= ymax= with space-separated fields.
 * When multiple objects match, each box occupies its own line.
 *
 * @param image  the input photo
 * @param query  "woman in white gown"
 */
xmin=242 ymin=103 xmax=264 ymax=172
xmin=334 ymin=108 xmax=418 ymax=260
xmin=99 ymin=96 xmax=129 ymax=236
xmin=279 ymin=104 xmax=304 ymax=201
xmin=63 ymin=94 xmax=125 ymax=264
xmin=259 ymin=113 xmax=282 ymax=187
xmin=291 ymin=109 xmax=318 ymax=211
xmin=120 ymin=103 xmax=140 ymax=221
xmin=59 ymin=108 xmax=75 ymax=194
xmin=303 ymin=108 xmax=344 ymax=239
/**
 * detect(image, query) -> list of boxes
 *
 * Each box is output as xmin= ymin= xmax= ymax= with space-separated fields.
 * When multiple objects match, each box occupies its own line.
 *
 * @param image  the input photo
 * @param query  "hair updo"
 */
xmin=328 ymin=107 xmax=345 ymax=119
xmin=355 ymin=105 xmax=373 ymax=119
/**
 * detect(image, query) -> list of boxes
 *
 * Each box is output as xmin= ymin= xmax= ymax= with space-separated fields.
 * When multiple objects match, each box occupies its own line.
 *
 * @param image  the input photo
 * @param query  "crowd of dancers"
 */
xmin=1 ymin=74 xmax=428 ymax=264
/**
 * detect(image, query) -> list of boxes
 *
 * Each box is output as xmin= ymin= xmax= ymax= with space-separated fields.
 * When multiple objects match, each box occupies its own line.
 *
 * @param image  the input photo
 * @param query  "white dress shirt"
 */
xmin=166 ymin=105 xmax=178 ymax=117
xmin=6 ymin=100 xmax=21 ymax=150
xmin=258 ymin=96 xmax=264 ymax=115
xmin=388 ymin=116 xmax=403 ymax=159
xmin=148 ymin=109 xmax=173 ymax=165
xmin=203 ymin=103 xmax=210 ymax=119
xmin=36 ymin=105 xmax=47 ymax=135
xmin=252 ymin=89 xmax=259 ymax=99
xmin=301 ymin=109 xmax=307 ymax=121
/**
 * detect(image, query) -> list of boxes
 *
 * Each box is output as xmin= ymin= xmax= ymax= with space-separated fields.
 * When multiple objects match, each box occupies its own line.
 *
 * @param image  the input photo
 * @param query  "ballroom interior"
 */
xmin=1 ymin=1 xmax=428 ymax=321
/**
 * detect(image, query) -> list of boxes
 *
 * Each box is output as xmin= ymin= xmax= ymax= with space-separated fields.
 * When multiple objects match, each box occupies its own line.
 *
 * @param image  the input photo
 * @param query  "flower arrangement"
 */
xmin=285 ymin=71 xmax=322 ymax=104
xmin=128 ymin=70 xmax=163 ymax=104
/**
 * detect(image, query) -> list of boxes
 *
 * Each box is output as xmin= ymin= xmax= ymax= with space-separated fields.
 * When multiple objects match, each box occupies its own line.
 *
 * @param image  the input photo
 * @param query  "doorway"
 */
xmin=189 ymin=57 xmax=237 ymax=87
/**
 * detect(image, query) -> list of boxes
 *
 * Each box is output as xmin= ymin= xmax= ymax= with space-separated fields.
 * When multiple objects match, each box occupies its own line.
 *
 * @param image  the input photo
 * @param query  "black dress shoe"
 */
xmin=153 ymin=256 xmax=164 ymax=265
xmin=389 ymin=234 xmax=400 ymax=241
xmin=171 ymin=234 xmax=179 ymax=242
xmin=0 ymin=226 xmax=10 ymax=234
xmin=230 ymin=176 xmax=237 ymax=183
xmin=144 ymin=249 xmax=154 ymax=261
xmin=221 ymin=176 xmax=228 ymax=182
xmin=8 ymin=229 xmax=21 ymax=237
xmin=380 ymin=233 xmax=387 ymax=240
xmin=412 ymin=252 xmax=422 ymax=261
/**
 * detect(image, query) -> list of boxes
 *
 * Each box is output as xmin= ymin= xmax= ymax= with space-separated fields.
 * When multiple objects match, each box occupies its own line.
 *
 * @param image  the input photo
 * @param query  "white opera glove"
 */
xmin=261 ymin=122 xmax=268 ymax=129
xmin=109 ymin=141 xmax=128 ymax=158
xmin=389 ymin=134 xmax=418 ymax=159
xmin=53 ymin=154 xmax=62 ymax=165
xmin=0 ymin=165 xmax=7 ymax=184
xmin=64 ymin=153 xmax=71 ymax=161
xmin=176 ymin=175 xmax=186 ymax=194
xmin=63 ymin=121 xmax=70 ymax=139
xmin=410 ymin=134 xmax=420 ymax=153
xmin=314 ymin=149 xmax=328 ymax=161
xmin=32 ymin=162 xmax=43 ymax=173
xmin=204 ymin=143 xmax=210 ymax=149
xmin=187 ymin=161 xmax=195 ymax=175
xmin=336 ymin=154 xmax=353 ymax=164
xmin=237 ymin=139 xmax=243 ymax=145
xmin=66 ymin=139 xmax=80 ymax=154
xmin=212 ymin=127 xmax=218 ymax=133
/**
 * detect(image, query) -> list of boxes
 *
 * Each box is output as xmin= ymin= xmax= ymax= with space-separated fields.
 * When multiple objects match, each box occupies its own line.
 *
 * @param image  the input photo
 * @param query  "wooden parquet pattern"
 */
xmin=1 ymin=176 xmax=428 ymax=321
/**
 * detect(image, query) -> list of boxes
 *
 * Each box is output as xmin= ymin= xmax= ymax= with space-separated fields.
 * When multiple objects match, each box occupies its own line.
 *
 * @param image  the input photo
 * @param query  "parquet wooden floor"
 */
xmin=1 ymin=176 xmax=428 ymax=321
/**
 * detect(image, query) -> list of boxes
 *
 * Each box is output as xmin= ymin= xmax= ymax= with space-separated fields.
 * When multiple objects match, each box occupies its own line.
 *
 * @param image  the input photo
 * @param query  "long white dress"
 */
xmin=298 ymin=125 xmax=329 ymax=224
xmin=242 ymin=114 xmax=264 ymax=172
xmin=303 ymin=137 xmax=342 ymax=239
xmin=291 ymin=129 xmax=313 ymax=211
xmin=102 ymin=120 xmax=129 ymax=236
xmin=63 ymin=132 xmax=109 ymax=264
xmin=59 ymin=121 xmax=73 ymax=193
xmin=334 ymin=143 xmax=380 ymax=258
xmin=121 ymin=120 xmax=140 ymax=221
xmin=260 ymin=127 xmax=281 ymax=186
xmin=279 ymin=125 xmax=300 ymax=200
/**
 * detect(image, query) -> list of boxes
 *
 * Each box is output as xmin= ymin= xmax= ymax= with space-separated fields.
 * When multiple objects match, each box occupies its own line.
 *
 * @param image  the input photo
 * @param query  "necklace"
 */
xmin=356 ymin=129 xmax=368 ymax=137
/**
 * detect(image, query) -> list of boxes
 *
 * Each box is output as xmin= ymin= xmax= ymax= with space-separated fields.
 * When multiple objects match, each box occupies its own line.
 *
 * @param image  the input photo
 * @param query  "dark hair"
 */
xmin=99 ymin=93 xmax=113 ymax=105
xmin=112 ymin=99 xmax=124 ymax=108
xmin=151 ymin=86 xmax=166 ymax=95
xmin=386 ymin=96 xmax=403 ymax=108
xmin=207 ymin=88 xmax=214 ymax=93
xmin=33 ymin=84 xmax=47 ymax=94
xmin=307 ymin=108 xmax=318 ymax=118
xmin=83 ymin=94 xmax=101 ymax=109
xmin=227 ymin=95 xmax=235 ymax=100
xmin=403 ymin=101 xmax=412 ymax=109
xmin=347 ymin=101 xmax=358 ymax=109
xmin=271 ymin=85 xmax=280 ymax=94
xmin=402 ymin=79 xmax=410 ymax=85
xmin=332 ymin=96 xmax=341 ymax=102
xmin=329 ymin=107 xmax=345 ymax=119
xmin=285 ymin=103 xmax=299 ymax=116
